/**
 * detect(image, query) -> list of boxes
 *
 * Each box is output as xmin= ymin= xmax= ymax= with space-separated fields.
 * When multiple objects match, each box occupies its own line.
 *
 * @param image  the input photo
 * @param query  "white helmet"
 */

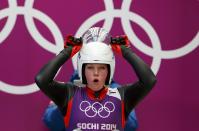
xmin=77 ymin=27 xmax=115 ymax=85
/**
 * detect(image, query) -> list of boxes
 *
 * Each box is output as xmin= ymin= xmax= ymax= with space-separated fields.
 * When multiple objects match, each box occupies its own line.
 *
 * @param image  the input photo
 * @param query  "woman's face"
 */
xmin=85 ymin=63 xmax=108 ymax=91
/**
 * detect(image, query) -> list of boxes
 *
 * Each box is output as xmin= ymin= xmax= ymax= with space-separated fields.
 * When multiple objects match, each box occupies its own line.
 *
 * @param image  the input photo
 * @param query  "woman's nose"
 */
xmin=94 ymin=68 xmax=99 ymax=75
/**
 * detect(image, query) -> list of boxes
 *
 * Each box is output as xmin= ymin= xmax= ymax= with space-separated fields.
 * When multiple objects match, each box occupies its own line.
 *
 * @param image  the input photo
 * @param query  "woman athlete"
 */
xmin=35 ymin=27 xmax=156 ymax=131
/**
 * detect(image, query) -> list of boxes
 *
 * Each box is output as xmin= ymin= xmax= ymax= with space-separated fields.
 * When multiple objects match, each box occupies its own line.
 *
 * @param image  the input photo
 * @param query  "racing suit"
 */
xmin=35 ymin=46 xmax=156 ymax=131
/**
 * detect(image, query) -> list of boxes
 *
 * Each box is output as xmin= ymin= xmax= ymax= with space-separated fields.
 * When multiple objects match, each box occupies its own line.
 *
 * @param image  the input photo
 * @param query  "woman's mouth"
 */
xmin=93 ymin=79 xmax=99 ymax=83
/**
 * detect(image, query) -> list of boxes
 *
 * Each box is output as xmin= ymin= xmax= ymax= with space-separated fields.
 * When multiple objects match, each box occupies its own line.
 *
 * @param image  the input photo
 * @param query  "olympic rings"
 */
xmin=0 ymin=0 xmax=198 ymax=95
xmin=79 ymin=101 xmax=115 ymax=118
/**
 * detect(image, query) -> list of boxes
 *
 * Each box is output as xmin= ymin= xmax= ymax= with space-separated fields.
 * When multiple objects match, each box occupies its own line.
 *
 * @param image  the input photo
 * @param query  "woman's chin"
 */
xmin=88 ymin=84 xmax=103 ymax=91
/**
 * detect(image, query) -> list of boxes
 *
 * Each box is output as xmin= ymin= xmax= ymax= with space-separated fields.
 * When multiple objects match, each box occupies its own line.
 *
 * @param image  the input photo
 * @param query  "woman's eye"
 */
xmin=99 ymin=66 xmax=106 ymax=70
xmin=87 ymin=66 xmax=94 ymax=69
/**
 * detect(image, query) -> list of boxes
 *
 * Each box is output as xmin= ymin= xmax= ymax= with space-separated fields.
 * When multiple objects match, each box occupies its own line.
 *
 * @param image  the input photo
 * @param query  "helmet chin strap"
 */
xmin=94 ymin=86 xmax=106 ymax=98
xmin=86 ymin=86 xmax=108 ymax=100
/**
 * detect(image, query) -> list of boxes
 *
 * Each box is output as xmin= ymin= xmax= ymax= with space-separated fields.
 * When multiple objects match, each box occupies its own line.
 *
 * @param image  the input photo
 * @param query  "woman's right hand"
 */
xmin=64 ymin=35 xmax=82 ymax=57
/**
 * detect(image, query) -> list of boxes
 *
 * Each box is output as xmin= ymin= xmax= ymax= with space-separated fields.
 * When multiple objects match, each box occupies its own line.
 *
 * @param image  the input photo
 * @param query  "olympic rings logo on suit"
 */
xmin=0 ymin=0 xmax=198 ymax=95
xmin=79 ymin=101 xmax=115 ymax=118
